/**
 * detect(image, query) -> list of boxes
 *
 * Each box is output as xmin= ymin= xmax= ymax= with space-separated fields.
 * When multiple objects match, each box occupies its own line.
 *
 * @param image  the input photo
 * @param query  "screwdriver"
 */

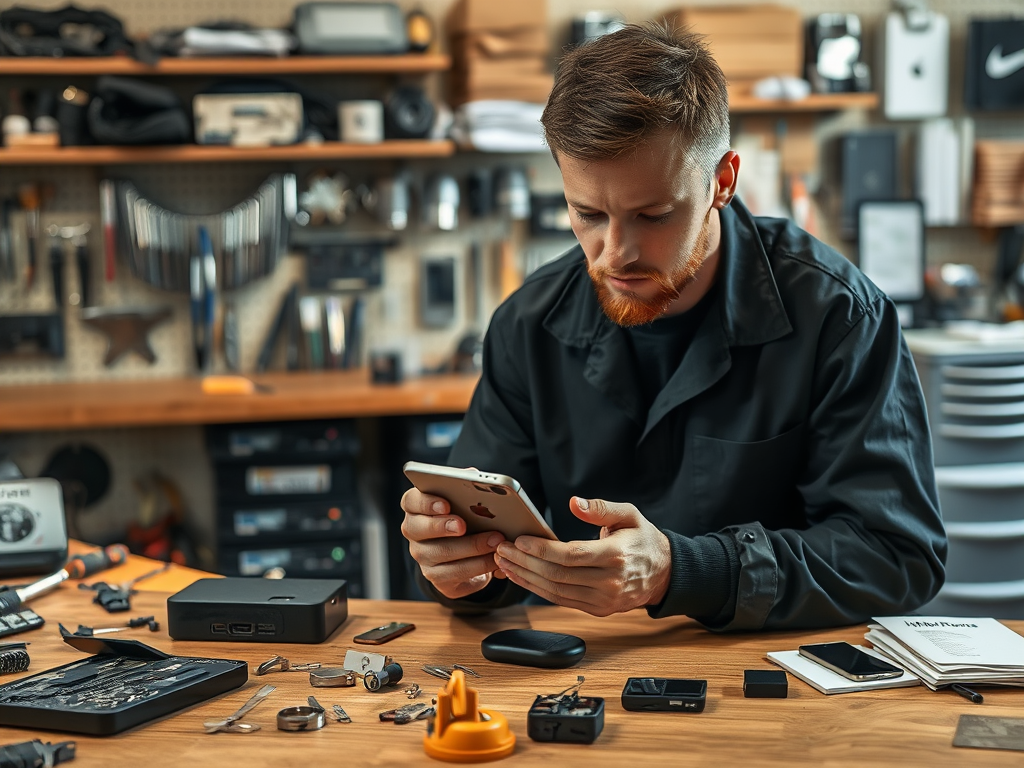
xmin=73 ymin=615 xmax=158 ymax=636
xmin=0 ymin=545 xmax=129 ymax=616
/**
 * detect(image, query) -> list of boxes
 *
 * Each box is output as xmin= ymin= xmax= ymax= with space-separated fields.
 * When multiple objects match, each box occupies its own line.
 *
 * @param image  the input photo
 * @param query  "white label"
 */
xmin=245 ymin=466 xmax=331 ymax=495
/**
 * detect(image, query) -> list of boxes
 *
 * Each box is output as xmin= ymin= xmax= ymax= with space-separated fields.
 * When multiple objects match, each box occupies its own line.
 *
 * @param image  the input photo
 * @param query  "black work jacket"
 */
xmin=430 ymin=200 xmax=946 ymax=631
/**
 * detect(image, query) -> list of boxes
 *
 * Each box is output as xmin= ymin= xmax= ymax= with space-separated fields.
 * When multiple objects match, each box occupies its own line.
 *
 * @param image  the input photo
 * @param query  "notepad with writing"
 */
xmin=865 ymin=616 xmax=1024 ymax=690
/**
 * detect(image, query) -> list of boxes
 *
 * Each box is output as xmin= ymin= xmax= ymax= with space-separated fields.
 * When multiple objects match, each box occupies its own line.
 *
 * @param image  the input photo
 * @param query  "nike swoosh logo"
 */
xmin=986 ymin=45 xmax=1024 ymax=79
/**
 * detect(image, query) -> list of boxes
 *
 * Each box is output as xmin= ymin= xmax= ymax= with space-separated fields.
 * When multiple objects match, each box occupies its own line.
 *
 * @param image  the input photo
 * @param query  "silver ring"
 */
xmin=277 ymin=706 xmax=326 ymax=731
xmin=310 ymin=668 xmax=357 ymax=688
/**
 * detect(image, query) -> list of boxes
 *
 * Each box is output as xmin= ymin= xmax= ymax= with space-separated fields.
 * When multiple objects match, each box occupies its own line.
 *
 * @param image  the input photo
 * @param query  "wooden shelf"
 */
xmin=0 ymin=54 xmax=451 ymax=76
xmin=0 ymin=139 xmax=456 ymax=165
xmin=729 ymin=92 xmax=879 ymax=114
xmin=0 ymin=371 xmax=479 ymax=432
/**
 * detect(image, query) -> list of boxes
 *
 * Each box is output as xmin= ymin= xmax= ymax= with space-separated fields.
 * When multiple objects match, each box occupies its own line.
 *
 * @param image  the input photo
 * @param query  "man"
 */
xmin=401 ymin=24 xmax=946 ymax=630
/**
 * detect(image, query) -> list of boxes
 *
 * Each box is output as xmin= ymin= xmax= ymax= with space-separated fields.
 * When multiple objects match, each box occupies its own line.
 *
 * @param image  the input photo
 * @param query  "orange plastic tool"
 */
xmin=423 ymin=670 xmax=515 ymax=763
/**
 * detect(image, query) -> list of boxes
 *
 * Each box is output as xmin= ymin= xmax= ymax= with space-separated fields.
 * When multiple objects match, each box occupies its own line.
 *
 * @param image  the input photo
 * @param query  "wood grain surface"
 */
xmin=0 ymin=371 xmax=478 ymax=432
xmin=2 ymin=586 xmax=1023 ymax=767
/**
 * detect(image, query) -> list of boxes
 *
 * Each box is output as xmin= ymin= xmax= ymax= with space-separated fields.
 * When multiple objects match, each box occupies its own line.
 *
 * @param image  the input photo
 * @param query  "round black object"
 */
xmin=40 ymin=443 xmax=111 ymax=508
xmin=384 ymin=85 xmax=435 ymax=139
xmin=481 ymin=629 xmax=585 ymax=669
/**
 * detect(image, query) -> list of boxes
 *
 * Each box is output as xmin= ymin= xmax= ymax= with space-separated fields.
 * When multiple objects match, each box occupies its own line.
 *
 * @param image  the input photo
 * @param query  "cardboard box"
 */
xmin=453 ymin=57 xmax=549 ymax=87
xmin=451 ymin=27 xmax=549 ymax=59
xmin=447 ymin=0 xmax=547 ymax=33
xmin=665 ymin=4 xmax=803 ymax=80
xmin=450 ymin=75 xmax=554 ymax=106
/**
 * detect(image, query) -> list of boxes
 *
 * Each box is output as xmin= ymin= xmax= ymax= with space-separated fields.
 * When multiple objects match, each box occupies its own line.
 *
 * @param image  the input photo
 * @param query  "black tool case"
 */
xmin=0 ymin=633 xmax=247 ymax=735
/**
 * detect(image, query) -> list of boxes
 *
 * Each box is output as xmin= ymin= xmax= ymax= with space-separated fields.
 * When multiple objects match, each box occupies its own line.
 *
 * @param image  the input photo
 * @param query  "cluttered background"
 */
xmin=1 ymin=0 xmax=1023 ymax=610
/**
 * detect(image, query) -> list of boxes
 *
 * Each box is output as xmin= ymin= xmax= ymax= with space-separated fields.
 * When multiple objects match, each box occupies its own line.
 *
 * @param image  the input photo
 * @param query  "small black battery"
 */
xmin=527 ymin=694 xmax=604 ymax=744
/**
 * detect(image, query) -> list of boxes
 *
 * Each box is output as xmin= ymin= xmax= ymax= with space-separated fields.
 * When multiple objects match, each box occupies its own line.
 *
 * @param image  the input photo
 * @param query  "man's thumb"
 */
xmin=569 ymin=496 xmax=640 ymax=529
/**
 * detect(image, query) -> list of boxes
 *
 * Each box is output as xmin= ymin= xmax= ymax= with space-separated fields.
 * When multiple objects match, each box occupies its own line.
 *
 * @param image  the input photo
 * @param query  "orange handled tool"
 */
xmin=0 ymin=545 xmax=129 ymax=615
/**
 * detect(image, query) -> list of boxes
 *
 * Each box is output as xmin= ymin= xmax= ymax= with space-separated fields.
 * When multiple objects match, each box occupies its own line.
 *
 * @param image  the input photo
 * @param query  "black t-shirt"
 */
xmin=626 ymin=285 xmax=718 ymax=409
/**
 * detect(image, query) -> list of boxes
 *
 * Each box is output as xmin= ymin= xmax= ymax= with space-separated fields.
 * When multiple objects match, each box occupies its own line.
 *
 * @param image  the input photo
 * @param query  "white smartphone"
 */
xmin=402 ymin=461 xmax=559 ymax=542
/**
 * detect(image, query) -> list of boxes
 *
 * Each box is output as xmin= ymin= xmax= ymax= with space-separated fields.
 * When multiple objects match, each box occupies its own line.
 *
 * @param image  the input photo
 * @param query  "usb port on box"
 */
xmin=228 ymin=623 xmax=254 ymax=635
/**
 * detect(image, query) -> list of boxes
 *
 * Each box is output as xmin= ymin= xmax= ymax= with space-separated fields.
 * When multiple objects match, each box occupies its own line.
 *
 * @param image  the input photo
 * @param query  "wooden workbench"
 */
xmin=2 ymin=567 xmax=1023 ymax=767
xmin=0 ymin=371 xmax=479 ymax=432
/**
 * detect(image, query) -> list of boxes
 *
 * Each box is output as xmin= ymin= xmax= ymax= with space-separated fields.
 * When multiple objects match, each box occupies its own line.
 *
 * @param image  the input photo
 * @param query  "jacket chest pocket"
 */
xmin=691 ymin=424 xmax=805 ymax=531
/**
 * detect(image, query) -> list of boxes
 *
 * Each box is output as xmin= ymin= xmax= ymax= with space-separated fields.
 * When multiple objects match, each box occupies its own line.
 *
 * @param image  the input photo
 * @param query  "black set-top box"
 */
xmin=167 ymin=577 xmax=348 ymax=644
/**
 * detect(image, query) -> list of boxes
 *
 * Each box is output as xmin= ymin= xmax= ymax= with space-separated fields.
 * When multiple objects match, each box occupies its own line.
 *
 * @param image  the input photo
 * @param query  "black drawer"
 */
xmin=207 ymin=420 xmax=360 ymax=462
xmin=217 ymin=500 xmax=362 ymax=544
xmin=217 ymin=539 xmax=363 ymax=583
xmin=214 ymin=461 xmax=357 ymax=502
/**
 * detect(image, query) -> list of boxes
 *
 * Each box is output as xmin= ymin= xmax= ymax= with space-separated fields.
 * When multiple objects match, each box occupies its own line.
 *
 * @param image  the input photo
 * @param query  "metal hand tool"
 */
xmin=0 ymin=545 xmax=128 ymax=617
xmin=99 ymin=179 xmax=116 ymax=282
xmin=199 ymin=225 xmax=217 ymax=372
xmin=16 ymin=183 xmax=41 ymax=290
xmin=73 ymin=616 xmax=158 ymax=636
xmin=0 ymin=739 xmax=75 ymax=768
xmin=203 ymin=683 xmax=275 ymax=734
xmin=0 ymin=199 xmax=15 ymax=284
xmin=256 ymin=655 xmax=321 ymax=676
xmin=120 ymin=562 xmax=172 ymax=593
xmin=45 ymin=227 xmax=64 ymax=310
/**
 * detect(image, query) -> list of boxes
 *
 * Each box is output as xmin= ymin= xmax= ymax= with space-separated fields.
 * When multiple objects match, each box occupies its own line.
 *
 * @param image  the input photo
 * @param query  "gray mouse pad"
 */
xmin=953 ymin=714 xmax=1024 ymax=752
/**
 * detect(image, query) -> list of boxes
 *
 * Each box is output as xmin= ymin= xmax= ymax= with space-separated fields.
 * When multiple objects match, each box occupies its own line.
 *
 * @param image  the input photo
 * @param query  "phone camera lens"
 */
xmin=489 ymin=486 xmax=507 ymax=495
xmin=473 ymin=484 xmax=491 ymax=493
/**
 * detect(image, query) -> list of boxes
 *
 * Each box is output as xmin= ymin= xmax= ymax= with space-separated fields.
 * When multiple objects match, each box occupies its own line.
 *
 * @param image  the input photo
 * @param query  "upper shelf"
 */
xmin=0 ymin=140 xmax=456 ymax=165
xmin=729 ymin=92 xmax=879 ymax=114
xmin=0 ymin=370 xmax=479 ymax=432
xmin=0 ymin=54 xmax=451 ymax=76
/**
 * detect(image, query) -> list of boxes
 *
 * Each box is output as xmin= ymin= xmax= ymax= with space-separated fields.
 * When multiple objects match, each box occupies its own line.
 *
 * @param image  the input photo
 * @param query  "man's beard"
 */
xmin=588 ymin=212 xmax=713 ymax=327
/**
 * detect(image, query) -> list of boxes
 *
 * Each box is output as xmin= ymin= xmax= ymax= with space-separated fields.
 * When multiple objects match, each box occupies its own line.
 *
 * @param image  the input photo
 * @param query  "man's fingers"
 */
xmin=497 ymin=563 xmax=604 ymax=614
xmin=495 ymin=542 xmax=599 ymax=586
xmin=494 ymin=553 xmax=600 ymax=603
xmin=401 ymin=511 xmax=465 ymax=542
xmin=401 ymin=487 xmax=450 ymax=516
xmin=435 ymin=573 xmax=492 ymax=600
xmin=410 ymin=531 xmax=504 ymax=568
xmin=422 ymin=553 xmax=501 ymax=588
xmin=507 ymin=536 xmax=600 ymax=568
xmin=570 ymin=496 xmax=642 ymax=530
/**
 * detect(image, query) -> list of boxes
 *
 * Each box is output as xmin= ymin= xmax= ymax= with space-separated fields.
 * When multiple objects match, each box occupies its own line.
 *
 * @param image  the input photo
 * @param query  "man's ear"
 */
xmin=712 ymin=151 xmax=740 ymax=209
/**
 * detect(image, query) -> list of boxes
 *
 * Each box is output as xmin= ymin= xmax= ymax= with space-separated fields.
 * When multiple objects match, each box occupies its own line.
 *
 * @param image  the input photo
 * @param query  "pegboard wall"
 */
xmin=1 ymin=0 xmax=1023 ymax=557
xmin=1 ymin=0 xmax=1022 ymax=387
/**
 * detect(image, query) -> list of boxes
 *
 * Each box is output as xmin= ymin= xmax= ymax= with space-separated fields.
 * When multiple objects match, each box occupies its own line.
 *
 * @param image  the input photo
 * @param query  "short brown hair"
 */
xmin=541 ymin=23 xmax=730 ymax=177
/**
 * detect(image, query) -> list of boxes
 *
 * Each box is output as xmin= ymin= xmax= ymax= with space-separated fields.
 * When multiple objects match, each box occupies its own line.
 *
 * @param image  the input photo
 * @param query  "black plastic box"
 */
xmin=621 ymin=677 xmax=707 ymax=713
xmin=0 ymin=635 xmax=246 ymax=736
xmin=743 ymin=669 xmax=788 ymax=698
xmin=167 ymin=577 xmax=348 ymax=643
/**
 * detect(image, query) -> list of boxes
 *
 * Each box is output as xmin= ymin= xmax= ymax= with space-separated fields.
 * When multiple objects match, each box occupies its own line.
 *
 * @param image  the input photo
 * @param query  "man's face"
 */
xmin=559 ymin=130 xmax=719 ymax=326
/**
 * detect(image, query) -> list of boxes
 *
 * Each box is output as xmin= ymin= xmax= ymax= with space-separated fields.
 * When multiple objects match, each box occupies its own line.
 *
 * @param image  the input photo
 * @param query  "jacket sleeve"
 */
xmin=415 ymin=307 xmax=540 ymax=612
xmin=705 ymin=296 xmax=946 ymax=630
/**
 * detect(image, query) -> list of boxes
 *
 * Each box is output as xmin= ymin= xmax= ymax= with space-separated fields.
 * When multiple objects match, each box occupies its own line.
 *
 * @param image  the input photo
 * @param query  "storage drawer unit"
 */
xmin=906 ymin=330 xmax=1024 ymax=618
xmin=206 ymin=420 xmax=368 ymax=595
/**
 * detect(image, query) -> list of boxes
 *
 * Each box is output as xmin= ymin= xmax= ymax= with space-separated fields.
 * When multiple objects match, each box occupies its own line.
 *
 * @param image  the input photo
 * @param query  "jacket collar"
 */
xmin=542 ymin=199 xmax=792 ymax=351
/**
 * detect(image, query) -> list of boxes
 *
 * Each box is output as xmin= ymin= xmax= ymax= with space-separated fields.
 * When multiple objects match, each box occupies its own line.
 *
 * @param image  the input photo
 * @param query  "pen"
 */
xmin=951 ymin=683 xmax=983 ymax=704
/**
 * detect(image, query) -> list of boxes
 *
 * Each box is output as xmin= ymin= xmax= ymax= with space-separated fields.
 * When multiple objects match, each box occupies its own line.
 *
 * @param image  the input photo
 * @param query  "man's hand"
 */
xmin=493 ymin=496 xmax=672 ymax=616
xmin=400 ymin=487 xmax=507 ymax=600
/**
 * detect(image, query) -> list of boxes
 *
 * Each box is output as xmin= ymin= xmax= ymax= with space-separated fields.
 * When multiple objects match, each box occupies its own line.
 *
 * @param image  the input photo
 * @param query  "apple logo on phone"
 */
xmin=470 ymin=504 xmax=495 ymax=519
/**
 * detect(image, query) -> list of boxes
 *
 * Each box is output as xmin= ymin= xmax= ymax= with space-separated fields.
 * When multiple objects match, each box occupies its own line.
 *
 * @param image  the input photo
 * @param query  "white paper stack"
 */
xmin=450 ymin=101 xmax=546 ymax=153
xmin=767 ymin=647 xmax=920 ymax=694
xmin=866 ymin=616 xmax=1024 ymax=690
